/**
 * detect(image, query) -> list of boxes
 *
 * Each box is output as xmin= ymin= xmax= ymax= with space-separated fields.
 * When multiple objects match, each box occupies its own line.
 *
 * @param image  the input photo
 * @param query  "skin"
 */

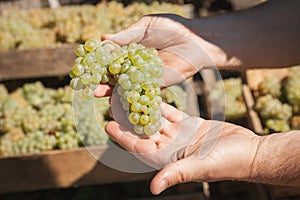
xmin=94 ymin=0 xmax=300 ymax=195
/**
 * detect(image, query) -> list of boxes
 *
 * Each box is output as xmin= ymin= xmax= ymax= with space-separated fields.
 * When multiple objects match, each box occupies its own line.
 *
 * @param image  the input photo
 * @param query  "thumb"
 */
xmin=150 ymin=157 xmax=197 ymax=195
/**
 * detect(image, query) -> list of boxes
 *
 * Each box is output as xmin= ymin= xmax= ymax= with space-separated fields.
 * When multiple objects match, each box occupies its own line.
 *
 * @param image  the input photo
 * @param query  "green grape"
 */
xmin=69 ymin=70 xmax=76 ymax=79
xmin=75 ymin=44 xmax=86 ymax=57
xmin=144 ymin=123 xmax=158 ymax=136
xmin=91 ymin=73 xmax=102 ymax=84
xmin=120 ymin=78 xmax=132 ymax=91
xmin=82 ymin=52 xmax=95 ymax=66
xmin=140 ymin=114 xmax=150 ymax=125
xmin=84 ymin=37 xmax=101 ymax=52
xmin=128 ymin=112 xmax=140 ymax=125
xmin=129 ymin=70 xmax=144 ymax=83
xmin=133 ymin=124 xmax=144 ymax=135
xmin=132 ymin=84 xmax=142 ymax=93
xmin=145 ymin=87 xmax=156 ymax=99
xmin=126 ymin=91 xmax=140 ymax=104
xmin=150 ymin=65 xmax=163 ymax=78
xmin=81 ymin=73 xmax=92 ymax=85
xmin=75 ymin=57 xmax=83 ymax=64
xmin=131 ymin=102 xmax=142 ymax=112
xmin=138 ymin=95 xmax=150 ymax=106
xmin=121 ymin=63 xmax=130 ymax=73
xmin=108 ymin=62 xmax=122 ymax=74
xmin=72 ymin=64 xmax=84 ymax=76
xmin=150 ymin=112 xmax=161 ymax=123
xmin=91 ymin=63 xmax=101 ymax=74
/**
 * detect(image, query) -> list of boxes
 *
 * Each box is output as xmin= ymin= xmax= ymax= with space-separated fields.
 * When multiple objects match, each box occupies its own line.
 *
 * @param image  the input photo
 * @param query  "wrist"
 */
xmin=186 ymin=17 xmax=243 ymax=69
xmin=247 ymin=131 xmax=300 ymax=186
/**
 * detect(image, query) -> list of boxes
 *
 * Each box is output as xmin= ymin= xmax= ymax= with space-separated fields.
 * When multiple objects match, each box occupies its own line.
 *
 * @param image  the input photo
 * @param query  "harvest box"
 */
xmin=0 ymin=51 xmax=200 ymax=194
xmin=242 ymin=68 xmax=290 ymax=135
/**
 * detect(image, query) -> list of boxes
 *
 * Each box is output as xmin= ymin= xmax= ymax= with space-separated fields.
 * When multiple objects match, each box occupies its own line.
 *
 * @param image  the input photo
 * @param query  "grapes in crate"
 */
xmin=70 ymin=37 xmax=163 ymax=136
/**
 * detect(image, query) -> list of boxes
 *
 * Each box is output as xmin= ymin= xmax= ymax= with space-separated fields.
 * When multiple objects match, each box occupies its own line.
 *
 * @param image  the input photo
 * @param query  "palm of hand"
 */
xmin=107 ymin=90 xmax=259 ymax=194
xmin=102 ymin=14 xmax=214 ymax=86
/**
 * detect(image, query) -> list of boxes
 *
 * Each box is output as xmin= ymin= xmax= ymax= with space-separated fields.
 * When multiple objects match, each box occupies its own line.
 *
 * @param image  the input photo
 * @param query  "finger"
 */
xmin=161 ymin=102 xmax=189 ymax=123
xmin=94 ymin=84 xmax=113 ymax=97
xmin=150 ymin=157 xmax=196 ymax=195
xmin=101 ymin=34 xmax=114 ymax=41
xmin=105 ymin=121 xmax=156 ymax=153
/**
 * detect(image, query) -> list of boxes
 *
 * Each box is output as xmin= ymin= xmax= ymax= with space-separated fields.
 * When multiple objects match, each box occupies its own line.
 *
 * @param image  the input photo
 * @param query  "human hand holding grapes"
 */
xmin=94 ymin=14 xmax=216 ymax=97
xmin=107 ymin=94 xmax=260 ymax=195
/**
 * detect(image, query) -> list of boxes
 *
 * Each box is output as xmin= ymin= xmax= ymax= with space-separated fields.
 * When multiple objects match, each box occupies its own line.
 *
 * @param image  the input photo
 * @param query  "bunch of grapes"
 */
xmin=70 ymin=37 xmax=163 ymax=136
xmin=264 ymin=119 xmax=291 ymax=134
xmin=0 ymin=82 xmax=111 ymax=156
xmin=257 ymin=77 xmax=281 ymax=98
xmin=282 ymin=73 xmax=300 ymax=107
xmin=211 ymin=78 xmax=246 ymax=120
xmin=255 ymin=94 xmax=292 ymax=121
xmin=0 ymin=2 xmax=186 ymax=51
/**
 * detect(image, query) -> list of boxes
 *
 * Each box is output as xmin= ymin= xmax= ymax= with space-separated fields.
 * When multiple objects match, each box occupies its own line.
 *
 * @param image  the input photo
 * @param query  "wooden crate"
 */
xmin=0 ymin=60 xmax=202 ymax=194
xmin=0 ymin=44 xmax=76 ymax=80
xmin=0 ymin=145 xmax=155 ymax=194
xmin=242 ymin=68 xmax=289 ymax=135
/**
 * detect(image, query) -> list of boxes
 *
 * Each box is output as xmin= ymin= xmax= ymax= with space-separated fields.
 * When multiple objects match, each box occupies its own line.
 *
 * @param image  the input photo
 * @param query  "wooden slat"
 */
xmin=242 ymin=84 xmax=264 ymax=135
xmin=0 ymin=145 xmax=155 ymax=194
xmin=0 ymin=44 xmax=76 ymax=80
xmin=0 ymin=0 xmax=42 ymax=13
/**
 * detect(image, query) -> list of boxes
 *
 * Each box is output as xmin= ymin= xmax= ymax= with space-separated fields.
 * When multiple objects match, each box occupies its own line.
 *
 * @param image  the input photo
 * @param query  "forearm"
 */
xmin=249 ymin=131 xmax=300 ymax=186
xmin=188 ymin=0 xmax=300 ymax=69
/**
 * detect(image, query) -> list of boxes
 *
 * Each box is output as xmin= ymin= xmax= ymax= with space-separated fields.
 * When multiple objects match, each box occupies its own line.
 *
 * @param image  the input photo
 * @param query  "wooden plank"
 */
xmin=0 ymin=145 xmax=155 ymax=194
xmin=243 ymin=68 xmax=290 ymax=135
xmin=245 ymin=68 xmax=288 ymax=92
xmin=0 ymin=0 xmax=43 ymax=13
xmin=242 ymin=84 xmax=264 ymax=135
xmin=0 ymin=44 xmax=76 ymax=80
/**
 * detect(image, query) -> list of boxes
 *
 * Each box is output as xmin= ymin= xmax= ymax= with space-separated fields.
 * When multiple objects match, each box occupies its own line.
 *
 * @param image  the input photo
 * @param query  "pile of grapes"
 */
xmin=211 ymin=78 xmax=246 ymax=120
xmin=254 ymin=66 xmax=300 ymax=133
xmin=70 ymin=38 xmax=163 ymax=136
xmin=0 ymin=82 xmax=110 ymax=156
xmin=0 ymin=1 xmax=186 ymax=51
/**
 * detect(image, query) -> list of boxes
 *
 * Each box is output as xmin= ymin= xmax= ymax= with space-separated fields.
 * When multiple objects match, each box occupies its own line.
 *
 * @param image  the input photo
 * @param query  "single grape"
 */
xmin=109 ymin=62 xmax=122 ymax=74
xmin=75 ymin=44 xmax=86 ymax=57
xmin=133 ymin=124 xmax=144 ymax=135
xmin=81 ymin=73 xmax=92 ymax=85
xmin=91 ymin=73 xmax=102 ymax=84
xmin=127 ymin=91 xmax=140 ymax=103
xmin=140 ymin=114 xmax=150 ymax=125
xmin=144 ymin=123 xmax=158 ymax=136
xmin=72 ymin=64 xmax=84 ymax=76
xmin=138 ymin=95 xmax=150 ymax=105
xmin=84 ymin=37 xmax=101 ymax=52
xmin=129 ymin=70 xmax=144 ymax=83
xmin=128 ymin=112 xmax=140 ymax=124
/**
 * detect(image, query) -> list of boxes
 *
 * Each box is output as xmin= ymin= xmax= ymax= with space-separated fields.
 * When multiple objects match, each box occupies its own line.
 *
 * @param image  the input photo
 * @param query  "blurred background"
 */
xmin=0 ymin=0 xmax=300 ymax=199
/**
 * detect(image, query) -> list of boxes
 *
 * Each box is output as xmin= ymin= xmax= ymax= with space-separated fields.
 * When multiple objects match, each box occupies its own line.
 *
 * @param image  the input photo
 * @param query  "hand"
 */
xmin=94 ymin=14 xmax=216 ymax=97
xmin=106 ymin=90 xmax=260 ymax=195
